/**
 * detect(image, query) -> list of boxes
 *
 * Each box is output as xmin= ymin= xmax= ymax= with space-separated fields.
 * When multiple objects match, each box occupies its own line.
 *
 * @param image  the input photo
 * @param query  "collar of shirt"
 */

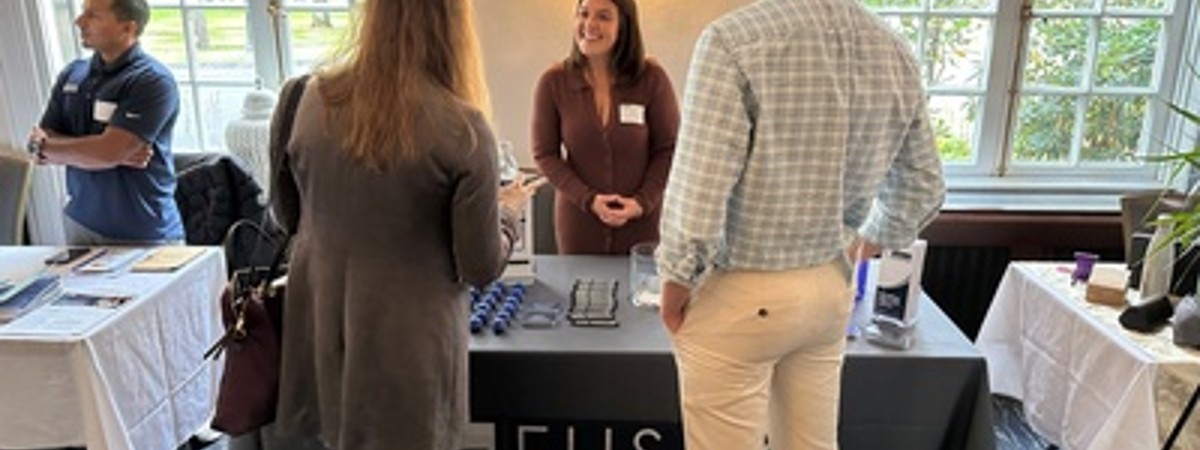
xmin=89 ymin=43 xmax=144 ymax=75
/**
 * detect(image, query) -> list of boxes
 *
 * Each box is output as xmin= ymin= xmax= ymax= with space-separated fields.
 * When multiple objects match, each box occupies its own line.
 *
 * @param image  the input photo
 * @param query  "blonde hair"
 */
xmin=317 ymin=0 xmax=492 ymax=170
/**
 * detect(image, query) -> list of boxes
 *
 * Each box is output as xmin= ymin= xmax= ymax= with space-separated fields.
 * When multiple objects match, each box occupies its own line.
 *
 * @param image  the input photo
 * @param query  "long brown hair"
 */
xmin=566 ymin=0 xmax=646 ymax=85
xmin=318 ymin=0 xmax=491 ymax=170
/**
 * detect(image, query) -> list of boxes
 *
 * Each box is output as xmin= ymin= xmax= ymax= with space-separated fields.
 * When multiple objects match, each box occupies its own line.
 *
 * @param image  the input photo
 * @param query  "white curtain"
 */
xmin=0 ymin=0 xmax=67 ymax=245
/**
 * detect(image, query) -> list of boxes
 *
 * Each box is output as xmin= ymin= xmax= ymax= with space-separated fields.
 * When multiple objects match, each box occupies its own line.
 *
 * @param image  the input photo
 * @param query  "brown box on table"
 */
xmin=1086 ymin=266 xmax=1128 ymax=307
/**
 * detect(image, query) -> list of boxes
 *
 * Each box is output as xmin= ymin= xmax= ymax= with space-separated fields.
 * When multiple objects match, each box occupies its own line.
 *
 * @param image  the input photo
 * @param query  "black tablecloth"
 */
xmin=469 ymin=256 xmax=995 ymax=450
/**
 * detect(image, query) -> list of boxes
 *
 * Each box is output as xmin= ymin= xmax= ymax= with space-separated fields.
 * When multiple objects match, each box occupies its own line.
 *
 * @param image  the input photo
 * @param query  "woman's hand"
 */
xmin=498 ymin=172 xmax=547 ymax=216
xmin=591 ymin=194 xmax=643 ymax=227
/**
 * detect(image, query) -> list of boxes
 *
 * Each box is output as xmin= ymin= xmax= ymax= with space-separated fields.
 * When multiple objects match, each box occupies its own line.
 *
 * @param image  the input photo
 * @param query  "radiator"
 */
xmin=920 ymin=246 xmax=1012 ymax=340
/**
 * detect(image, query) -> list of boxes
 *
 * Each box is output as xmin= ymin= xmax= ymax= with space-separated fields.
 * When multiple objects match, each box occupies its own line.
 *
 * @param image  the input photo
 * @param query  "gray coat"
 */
xmin=270 ymin=77 xmax=517 ymax=450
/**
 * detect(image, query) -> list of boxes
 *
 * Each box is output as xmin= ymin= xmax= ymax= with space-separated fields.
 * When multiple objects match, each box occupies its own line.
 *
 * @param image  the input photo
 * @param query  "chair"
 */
xmin=0 ymin=149 xmax=33 ymax=245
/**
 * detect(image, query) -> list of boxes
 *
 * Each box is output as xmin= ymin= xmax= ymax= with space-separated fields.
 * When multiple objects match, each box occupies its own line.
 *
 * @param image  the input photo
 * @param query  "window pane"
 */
xmin=879 ymin=15 xmax=921 ymax=46
xmin=1013 ymin=95 xmax=1078 ymax=163
xmin=1105 ymin=0 xmax=1168 ymax=10
xmin=288 ymin=11 xmax=352 ymax=74
xmin=198 ymin=85 xmax=255 ymax=151
xmin=173 ymin=84 xmax=201 ymax=151
xmin=190 ymin=9 xmax=255 ymax=82
xmin=53 ymin=0 xmax=81 ymax=61
xmin=1033 ymin=0 xmax=1100 ymax=10
xmin=931 ymin=0 xmax=994 ymax=10
xmin=1023 ymin=18 xmax=1089 ymax=88
xmin=1095 ymin=18 xmax=1161 ymax=87
xmin=929 ymin=95 xmax=980 ymax=163
xmin=924 ymin=17 xmax=988 ymax=88
xmin=862 ymin=0 xmax=921 ymax=8
xmin=142 ymin=8 xmax=189 ymax=81
xmin=285 ymin=0 xmax=352 ymax=6
xmin=183 ymin=0 xmax=247 ymax=5
xmin=1082 ymin=95 xmax=1146 ymax=162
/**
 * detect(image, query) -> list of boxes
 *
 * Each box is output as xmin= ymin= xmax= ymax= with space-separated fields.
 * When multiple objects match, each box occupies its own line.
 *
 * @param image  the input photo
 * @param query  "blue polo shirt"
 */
xmin=39 ymin=44 xmax=184 ymax=242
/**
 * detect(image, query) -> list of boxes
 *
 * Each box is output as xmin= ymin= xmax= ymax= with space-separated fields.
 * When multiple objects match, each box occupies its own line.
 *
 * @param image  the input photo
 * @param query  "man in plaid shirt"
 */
xmin=656 ymin=0 xmax=945 ymax=448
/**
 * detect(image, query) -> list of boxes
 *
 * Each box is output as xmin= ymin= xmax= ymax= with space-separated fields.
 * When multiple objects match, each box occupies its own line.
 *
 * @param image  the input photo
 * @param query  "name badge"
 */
xmin=93 ymin=100 xmax=117 ymax=123
xmin=63 ymin=83 xmax=79 ymax=94
xmin=619 ymin=103 xmax=645 ymax=125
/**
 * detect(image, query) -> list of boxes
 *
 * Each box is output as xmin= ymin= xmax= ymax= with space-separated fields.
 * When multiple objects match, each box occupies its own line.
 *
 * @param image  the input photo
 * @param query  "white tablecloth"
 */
xmin=0 ymin=246 xmax=225 ymax=450
xmin=977 ymin=262 xmax=1200 ymax=450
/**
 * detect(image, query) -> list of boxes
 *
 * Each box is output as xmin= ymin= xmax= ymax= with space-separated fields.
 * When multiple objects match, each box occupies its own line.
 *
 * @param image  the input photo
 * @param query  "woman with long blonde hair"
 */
xmin=268 ymin=1 xmax=540 ymax=449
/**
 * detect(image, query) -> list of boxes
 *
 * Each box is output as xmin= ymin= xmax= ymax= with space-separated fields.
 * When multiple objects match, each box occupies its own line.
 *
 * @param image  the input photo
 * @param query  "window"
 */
xmin=47 ymin=0 xmax=1197 ymax=194
xmin=54 ymin=0 xmax=356 ymax=152
xmin=864 ymin=0 xmax=1193 ymax=187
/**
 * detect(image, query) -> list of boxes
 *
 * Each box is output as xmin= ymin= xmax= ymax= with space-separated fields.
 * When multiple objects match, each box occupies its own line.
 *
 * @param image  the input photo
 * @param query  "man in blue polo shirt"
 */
xmin=27 ymin=0 xmax=183 ymax=245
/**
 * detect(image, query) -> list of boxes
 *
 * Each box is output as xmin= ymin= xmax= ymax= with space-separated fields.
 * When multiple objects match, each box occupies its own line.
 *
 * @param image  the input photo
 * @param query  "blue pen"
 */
xmin=854 ymin=260 xmax=869 ymax=302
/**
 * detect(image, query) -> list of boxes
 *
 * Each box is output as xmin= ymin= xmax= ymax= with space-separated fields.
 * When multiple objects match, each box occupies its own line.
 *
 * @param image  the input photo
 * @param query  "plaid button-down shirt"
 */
xmin=658 ymin=0 xmax=945 ymax=286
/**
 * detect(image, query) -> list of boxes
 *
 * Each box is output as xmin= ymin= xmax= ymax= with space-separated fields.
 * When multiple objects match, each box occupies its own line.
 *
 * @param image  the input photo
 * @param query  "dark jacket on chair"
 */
xmin=174 ymin=152 xmax=282 ymax=271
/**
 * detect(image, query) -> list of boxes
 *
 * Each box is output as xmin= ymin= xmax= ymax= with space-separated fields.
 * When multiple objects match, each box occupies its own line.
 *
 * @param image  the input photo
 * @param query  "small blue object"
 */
xmin=502 ymin=303 xmax=518 ymax=315
xmin=469 ymin=317 xmax=484 ymax=333
xmin=511 ymin=284 xmax=527 ymax=294
xmin=492 ymin=319 xmax=508 ymax=334
xmin=496 ymin=310 xmax=511 ymax=322
xmin=854 ymin=260 xmax=869 ymax=302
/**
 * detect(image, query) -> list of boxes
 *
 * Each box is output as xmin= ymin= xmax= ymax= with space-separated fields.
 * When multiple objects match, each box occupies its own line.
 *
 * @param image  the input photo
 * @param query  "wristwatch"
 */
xmin=26 ymin=135 xmax=46 ymax=162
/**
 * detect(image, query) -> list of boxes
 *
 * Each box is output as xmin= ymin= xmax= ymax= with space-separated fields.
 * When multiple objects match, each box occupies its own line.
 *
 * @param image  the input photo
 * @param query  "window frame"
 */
xmin=55 ymin=0 xmax=358 ymax=152
xmin=44 ymin=0 xmax=1200 ymax=202
xmin=869 ymin=0 xmax=1195 ymax=197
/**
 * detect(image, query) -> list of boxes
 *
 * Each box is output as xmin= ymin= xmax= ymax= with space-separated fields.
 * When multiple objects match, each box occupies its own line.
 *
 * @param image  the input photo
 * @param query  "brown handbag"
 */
xmin=202 ymin=74 xmax=309 ymax=436
xmin=204 ymin=219 xmax=289 ymax=436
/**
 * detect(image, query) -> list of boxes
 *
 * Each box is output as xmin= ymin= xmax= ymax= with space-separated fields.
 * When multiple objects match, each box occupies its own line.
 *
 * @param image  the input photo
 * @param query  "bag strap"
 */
xmin=256 ymin=74 xmax=309 ymax=284
xmin=221 ymin=219 xmax=284 ymax=275
xmin=278 ymin=74 xmax=310 ymax=153
xmin=219 ymin=75 xmax=310 ymax=277
xmin=268 ymin=74 xmax=311 ymax=236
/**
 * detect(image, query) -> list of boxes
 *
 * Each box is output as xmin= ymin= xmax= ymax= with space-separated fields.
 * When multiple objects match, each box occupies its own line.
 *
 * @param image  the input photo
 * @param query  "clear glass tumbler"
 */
xmin=630 ymin=241 xmax=660 ymax=308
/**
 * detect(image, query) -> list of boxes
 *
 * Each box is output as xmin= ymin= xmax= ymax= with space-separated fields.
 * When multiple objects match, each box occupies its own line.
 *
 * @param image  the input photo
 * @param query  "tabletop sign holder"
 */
xmin=865 ymin=240 xmax=927 ymax=350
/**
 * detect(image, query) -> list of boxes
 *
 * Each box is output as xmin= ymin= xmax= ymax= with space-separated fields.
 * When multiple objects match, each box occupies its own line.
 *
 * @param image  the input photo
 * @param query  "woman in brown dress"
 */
xmin=268 ymin=0 xmax=541 ymax=448
xmin=532 ymin=0 xmax=680 ymax=254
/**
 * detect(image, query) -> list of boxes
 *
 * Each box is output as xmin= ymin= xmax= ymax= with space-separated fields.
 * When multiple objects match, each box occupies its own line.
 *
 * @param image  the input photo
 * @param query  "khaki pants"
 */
xmin=670 ymin=261 xmax=852 ymax=450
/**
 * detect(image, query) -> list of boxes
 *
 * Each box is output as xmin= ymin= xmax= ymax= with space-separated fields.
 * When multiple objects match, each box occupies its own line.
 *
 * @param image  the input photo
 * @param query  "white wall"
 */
xmin=474 ymin=0 xmax=752 ymax=166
